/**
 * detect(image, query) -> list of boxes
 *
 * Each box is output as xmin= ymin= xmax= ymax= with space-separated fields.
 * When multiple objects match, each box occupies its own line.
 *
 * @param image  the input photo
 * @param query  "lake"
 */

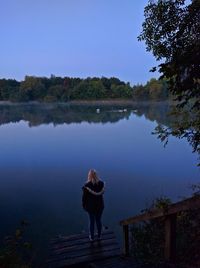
xmin=0 ymin=102 xmax=199 ymax=260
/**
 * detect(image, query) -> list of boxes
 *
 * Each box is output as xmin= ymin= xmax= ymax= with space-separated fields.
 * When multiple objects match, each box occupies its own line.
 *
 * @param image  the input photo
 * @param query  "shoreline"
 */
xmin=0 ymin=99 xmax=172 ymax=106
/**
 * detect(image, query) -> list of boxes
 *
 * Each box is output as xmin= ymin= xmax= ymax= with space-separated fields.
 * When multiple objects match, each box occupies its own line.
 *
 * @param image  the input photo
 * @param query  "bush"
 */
xmin=130 ymin=195 xmax=200 ymax=266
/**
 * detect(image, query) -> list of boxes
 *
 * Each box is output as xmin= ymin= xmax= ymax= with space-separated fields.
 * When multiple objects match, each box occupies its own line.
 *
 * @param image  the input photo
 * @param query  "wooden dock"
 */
xmin=47 ymin=230 xmax=186 ymax=268
xmin=47 ymin=230 xmax=121 ymax=268
xmin=47 ymin=195 xmax=200 ymax=268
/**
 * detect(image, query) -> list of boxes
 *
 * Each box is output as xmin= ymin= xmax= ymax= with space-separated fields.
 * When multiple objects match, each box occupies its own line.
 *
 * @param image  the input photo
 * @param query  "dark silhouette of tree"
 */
xmin=139 ymin=0 xmax=200 ymax=108
xmin=139 ymin=0 xmax=200 ymax=163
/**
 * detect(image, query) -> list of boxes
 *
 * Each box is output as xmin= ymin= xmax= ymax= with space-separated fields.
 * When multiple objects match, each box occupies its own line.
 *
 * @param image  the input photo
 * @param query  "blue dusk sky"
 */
xmin=0 ymin=0 xmax=159 ymax=84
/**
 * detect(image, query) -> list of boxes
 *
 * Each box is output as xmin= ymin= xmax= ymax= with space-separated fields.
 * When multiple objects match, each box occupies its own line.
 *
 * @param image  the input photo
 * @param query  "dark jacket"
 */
xmin=82 ymin=180 xmax=104 ymax=213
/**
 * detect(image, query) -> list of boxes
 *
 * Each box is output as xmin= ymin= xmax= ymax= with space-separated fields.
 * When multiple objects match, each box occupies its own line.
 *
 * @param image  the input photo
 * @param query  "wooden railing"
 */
xmin=119 ymin=195 xmax=200 ymax=261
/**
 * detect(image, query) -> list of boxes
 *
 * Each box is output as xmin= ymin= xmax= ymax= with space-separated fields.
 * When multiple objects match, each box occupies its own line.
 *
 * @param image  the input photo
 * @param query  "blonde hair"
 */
xmin=87 ymin=169 xmax=99 ymax=184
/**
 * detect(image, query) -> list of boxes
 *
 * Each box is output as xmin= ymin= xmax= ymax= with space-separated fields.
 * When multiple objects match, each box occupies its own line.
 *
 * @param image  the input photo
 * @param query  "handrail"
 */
xmin=120 ymin=195 xmax=200 ymax=226
xmin=119 ymin=194 xmax=200 ymax=261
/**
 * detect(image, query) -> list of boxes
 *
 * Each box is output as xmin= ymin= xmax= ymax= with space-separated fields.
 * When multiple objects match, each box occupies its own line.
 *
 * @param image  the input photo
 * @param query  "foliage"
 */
xmin=0 ymin=79 xmax=20 ymax=101
xmin=139 ymin=0 xmax=200 ymax=163
xmin=0 ymin=76 xmax=170 ymax=102
xmin=154 ymin=107 xmax=200 ymax=165
xmin=138 ymin=0 xmax=200 ymax=108
xmin=131 ymin=216 xmax=165 ymax=263
xmin=131 ymin=194 xmax=200 ymax=266
xmin=132 ymin=78 xmax=170 ymax=101
xmin=0 ymin=221 xmax=33 ymax=268
xmin=131 ymin=197 xmax=170 ymax=263
xmin=20 ymin=76 xmax=46 ymax=101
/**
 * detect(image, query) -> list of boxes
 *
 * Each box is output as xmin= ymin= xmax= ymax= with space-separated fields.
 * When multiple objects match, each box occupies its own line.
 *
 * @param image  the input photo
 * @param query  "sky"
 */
xmin=0 ymin=0 xmax=159 ymax=84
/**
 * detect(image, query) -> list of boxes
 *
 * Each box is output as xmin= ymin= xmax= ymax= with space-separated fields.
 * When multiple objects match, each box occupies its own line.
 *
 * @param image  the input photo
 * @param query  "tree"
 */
xmin=63 ymin=77 xmax=71 ymax=101
xmin=111 ymin=84 xmax=132 ymax=98
xmin=0 ymin=75 xmax=171 ymax=102
xmin=48 ymin=85 xmax=65 ymax=101
xmin=0 ymin=79 xmax=20 ymax=101
xmin=88 ymin=80 xmax=106 ymax=99
xmin=145 ymin=78 xmax=163 ymax=100
xmin=139 ymin=0 xmax=200 ymax=162
xmin=139 ymin=0 xmax=200 ymax=108
xmin=20 ymin=76 xmax=46 ymax=101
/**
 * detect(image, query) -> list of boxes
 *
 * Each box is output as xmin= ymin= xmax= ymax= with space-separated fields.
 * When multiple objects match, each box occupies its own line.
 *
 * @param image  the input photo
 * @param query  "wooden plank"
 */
xmin=48 ymin=230 xmax=120 ymax=267
xmin=48 ymin=244 xmax=120 ymax=263
xmin=52 ymin=231 xmax=114 ymax=244
xmin=52 ymin=238 xmax=118 ymax=256
xmin=48 ymin=248 xmax=120 ymax=268
xmin=51 ymin=230 xmax=113 ymax=244
xmin=164 ymin=214 xmax=177 ymax=262
xmin=120 ymin=195 xmax=200 ymax=226
xmin=52 ymin=233 xmax=115 ymax=250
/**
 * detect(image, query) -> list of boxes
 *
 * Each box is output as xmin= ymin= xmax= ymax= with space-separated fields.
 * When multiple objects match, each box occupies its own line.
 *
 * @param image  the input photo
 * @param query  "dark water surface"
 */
xmin=0 ymin=102 xmax=199 ymax=260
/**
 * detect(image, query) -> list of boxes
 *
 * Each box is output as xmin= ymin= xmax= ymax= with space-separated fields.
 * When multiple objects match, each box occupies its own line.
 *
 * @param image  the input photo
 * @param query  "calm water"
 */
xmin=0 ymin=102 xmax=199 ymax=259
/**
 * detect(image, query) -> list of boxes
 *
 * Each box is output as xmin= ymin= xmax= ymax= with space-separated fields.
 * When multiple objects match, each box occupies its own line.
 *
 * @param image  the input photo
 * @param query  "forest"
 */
xmin=0 ymin=76 xmax=170 ymax=102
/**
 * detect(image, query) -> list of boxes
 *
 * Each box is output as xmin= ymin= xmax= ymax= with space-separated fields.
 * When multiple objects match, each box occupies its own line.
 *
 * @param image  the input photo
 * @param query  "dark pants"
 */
xmin=88 ymin=211 xmax=103 ymax=239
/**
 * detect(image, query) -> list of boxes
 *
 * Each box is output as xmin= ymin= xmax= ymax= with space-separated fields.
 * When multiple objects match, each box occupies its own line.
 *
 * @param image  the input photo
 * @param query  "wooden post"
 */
xmin=164 ymin=214 xmax=177 ymax=262
xmin=123 ymin=225 xmax=129 ymax=256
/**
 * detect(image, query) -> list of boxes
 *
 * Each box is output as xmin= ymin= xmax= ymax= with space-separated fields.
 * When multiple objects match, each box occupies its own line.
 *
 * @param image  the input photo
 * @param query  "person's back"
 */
xmin=82 ymin=169 xmax=105 ymax=241
xmin=83 ymin=180 xmax=104 ymax=213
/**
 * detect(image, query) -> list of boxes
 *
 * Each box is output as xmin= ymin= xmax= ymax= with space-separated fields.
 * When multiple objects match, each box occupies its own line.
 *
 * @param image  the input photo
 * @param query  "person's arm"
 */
xmin=85 ymin=182 xmax=105 ymax=196
xmin=82 ymin=187 xmax=88 ymax=210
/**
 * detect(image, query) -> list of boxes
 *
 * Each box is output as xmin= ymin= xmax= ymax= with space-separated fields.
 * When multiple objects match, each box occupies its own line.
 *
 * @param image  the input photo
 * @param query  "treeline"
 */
xmin=0 ymin=76 xmax=170 ymax=102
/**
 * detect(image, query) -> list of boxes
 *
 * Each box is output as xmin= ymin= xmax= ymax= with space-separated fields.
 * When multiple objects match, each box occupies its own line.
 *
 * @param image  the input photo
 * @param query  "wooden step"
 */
xmin=47 ymin=230 xmax=120 ymax=268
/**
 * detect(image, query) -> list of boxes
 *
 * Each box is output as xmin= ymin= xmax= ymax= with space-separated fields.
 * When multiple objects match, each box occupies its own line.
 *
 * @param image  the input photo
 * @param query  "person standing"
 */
xmin=82 ymin=169 xmax=105 ymax=241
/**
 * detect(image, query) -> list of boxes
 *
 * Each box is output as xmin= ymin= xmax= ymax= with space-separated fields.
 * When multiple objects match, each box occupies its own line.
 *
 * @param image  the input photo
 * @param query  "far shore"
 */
xmin=0 ymin=99 xmax=173 ymax=106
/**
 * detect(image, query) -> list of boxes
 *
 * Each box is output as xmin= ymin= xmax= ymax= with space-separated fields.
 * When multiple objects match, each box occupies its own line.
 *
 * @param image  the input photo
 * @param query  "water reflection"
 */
xmin=0 ymin=102 xmax=173 ymax=127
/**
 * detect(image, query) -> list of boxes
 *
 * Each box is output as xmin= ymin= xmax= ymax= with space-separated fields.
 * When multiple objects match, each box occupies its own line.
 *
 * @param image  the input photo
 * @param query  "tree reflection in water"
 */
xmin=0 ymin=102 xmax=198 ymax=163
xmin=0 ymin=102 xmax=172 ymax=127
